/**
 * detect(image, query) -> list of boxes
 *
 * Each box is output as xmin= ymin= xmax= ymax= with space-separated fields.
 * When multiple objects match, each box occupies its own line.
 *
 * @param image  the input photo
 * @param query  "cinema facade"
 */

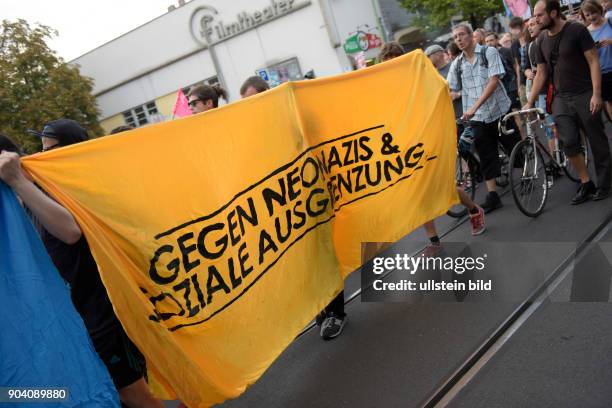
xmin=72 ymin=0 xmax=392 ymax=133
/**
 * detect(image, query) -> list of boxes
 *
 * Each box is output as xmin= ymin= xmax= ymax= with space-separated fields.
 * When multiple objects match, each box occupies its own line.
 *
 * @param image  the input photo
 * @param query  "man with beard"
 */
xmin=526 ymin=0 xmax=611 ymax=203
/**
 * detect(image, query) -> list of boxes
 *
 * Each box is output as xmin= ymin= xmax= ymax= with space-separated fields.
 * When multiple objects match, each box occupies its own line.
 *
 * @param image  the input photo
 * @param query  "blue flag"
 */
xmin=0 ymin=182 xmax=119 ymax=407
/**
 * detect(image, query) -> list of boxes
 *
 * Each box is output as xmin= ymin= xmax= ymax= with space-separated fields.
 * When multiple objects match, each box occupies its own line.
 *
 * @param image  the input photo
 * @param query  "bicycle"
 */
xmin=447 ymin=122 xmax=511 ymax=218
xmin=499 ymin=108 xmax=589 ymax=218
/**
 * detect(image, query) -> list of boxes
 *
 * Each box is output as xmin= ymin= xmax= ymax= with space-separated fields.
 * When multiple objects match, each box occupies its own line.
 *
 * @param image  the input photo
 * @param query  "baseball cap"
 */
xmin=28 ymin=119 xmax=89 ymax=147
xmin=424 ymin=44 xmax=445 ymax=57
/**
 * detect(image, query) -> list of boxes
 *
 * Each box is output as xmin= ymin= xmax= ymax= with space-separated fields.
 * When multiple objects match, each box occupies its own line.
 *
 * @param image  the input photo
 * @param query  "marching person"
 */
xmin=187 ymin=84 xmax=228 ymax=114
xmin=240 ymin=76 xmax=270 ymax=98
xmin=526 ymin=0 xmax=611 ymax=203
xmin=581 ymin=0 xmax=612 ymax=121
xmin=447 ymin=24 xmax=512 ymax=213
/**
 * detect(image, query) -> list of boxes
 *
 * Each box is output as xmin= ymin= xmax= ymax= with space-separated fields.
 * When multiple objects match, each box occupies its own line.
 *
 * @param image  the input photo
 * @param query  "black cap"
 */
xmin=0 ymin=134 xmax=21 ymax=155
xmin=303 ymin=70 xmax=316 ymax=80
xmin=28 ymin=119 xmax=89 ymax=147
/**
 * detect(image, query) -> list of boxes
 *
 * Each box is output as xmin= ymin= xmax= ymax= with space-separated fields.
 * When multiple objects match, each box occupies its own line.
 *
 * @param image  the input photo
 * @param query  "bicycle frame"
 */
xmin=499 ymin=108 xmax=554 ymax=180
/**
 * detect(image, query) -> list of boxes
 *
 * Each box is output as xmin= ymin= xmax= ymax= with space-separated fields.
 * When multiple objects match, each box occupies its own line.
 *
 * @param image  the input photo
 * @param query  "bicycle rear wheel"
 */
xmin=510 ymin=139 xmax=548 ymax=218
xmin=447 ymin=152 xmax=475 ymax=218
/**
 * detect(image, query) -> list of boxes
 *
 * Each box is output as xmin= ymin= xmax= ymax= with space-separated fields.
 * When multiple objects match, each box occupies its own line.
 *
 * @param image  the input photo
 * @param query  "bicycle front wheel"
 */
xmin=510 ymin=139 xmax=549 ymax=218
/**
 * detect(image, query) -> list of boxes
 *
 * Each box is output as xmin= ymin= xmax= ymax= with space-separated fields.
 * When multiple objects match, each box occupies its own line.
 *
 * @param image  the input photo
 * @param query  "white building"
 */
xmin=73 ymin=0 xmax=389 ymax=133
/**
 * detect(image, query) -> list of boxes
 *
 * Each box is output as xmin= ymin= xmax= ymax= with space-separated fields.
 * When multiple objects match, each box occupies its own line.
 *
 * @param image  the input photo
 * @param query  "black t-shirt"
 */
xmin=535 ymin=22 xmax=596 ymax=96
xmin=511 ymin=39 xmax=523 ymax=84
xmin=497 ymin=46 xmax=518 ymax=92
xmin=31 ymin=215 xmax=120 ymax=340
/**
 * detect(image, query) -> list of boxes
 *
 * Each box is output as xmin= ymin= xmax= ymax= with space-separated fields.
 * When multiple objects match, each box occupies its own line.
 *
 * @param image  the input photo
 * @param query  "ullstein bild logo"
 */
xmin=190 ymin=1 xmax=311 ymax=45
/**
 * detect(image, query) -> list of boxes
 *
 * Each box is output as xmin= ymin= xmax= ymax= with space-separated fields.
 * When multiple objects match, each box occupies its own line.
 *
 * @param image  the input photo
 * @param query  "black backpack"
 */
xmin=498 ymin=48 xmax=517 ymax=92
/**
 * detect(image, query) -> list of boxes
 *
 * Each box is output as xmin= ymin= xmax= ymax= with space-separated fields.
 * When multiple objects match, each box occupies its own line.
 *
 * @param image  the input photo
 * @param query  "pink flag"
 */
xmin=172 ymin=89 xmax=191 ymax=118
xmin=355 ymin=51 xmax=366 ymax=69
xmin=503 ymin=0 xmax=532 ymax=19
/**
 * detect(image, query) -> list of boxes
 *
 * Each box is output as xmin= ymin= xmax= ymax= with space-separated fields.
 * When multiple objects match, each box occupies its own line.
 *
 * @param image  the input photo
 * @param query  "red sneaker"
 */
xmin=469 ymin=206 xmax=486 ymax=235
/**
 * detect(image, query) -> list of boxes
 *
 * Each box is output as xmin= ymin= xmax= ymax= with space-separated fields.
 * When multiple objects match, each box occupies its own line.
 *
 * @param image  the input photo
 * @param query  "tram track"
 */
xmin=420 ymin=211 xmax=612 ymax=408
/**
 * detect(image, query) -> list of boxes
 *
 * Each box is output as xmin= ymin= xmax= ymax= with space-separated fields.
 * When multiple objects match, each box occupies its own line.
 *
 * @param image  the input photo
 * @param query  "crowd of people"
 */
xmin=0 ymin=0 xmax=610 ymax=406
xmin=420 ymin=0 xmax=612 ymax=208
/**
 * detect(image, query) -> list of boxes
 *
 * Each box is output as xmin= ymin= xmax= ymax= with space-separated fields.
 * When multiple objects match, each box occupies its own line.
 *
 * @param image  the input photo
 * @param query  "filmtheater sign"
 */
xmin=190 ymin=0 xmax=312 ymax=45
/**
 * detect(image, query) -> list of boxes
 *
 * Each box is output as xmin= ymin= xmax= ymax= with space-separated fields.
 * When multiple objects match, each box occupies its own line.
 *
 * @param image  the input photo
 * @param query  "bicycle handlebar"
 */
xmin=499 ymin=108 xmax=545 ymax=135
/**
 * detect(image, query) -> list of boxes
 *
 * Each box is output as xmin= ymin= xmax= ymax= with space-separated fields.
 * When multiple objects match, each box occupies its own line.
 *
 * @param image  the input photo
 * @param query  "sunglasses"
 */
xmin=188 ymin=99 xmax=203 ymax=108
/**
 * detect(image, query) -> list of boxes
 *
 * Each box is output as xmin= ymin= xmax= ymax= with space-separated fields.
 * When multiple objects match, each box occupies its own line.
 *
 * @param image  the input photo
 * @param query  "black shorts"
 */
xmin=506 ymin=90 xmax=521 ymax=110
xmin=92 ymin=325 xmax=146 ymax=390
xmin=470 ymin=119 xmax=501 ymax=180
xmin=602 ymin=71 xmax=612 ymax=102
xmin=552 ymin=91 xmax=607 ymax=157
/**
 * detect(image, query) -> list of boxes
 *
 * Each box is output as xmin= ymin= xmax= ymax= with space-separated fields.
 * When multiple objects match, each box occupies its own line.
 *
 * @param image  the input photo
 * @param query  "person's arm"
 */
xmin=524 ymin=44 xmax=534 ymax=80
xmin=584 ymin=47 xmax=603 ymax=114
xmin=462 ymin=76 xmax=499 ymax=120
xmin=510 ymin=40 xmax=522 ymax=90
xmin=0 ymin=151 xmax=82 ymax=244
xmin=525 ymin=63 xmax=548 ymax=108
xmin=514 ymin=59 xmax=521 ymax=90
xmin=525 ymin=37 xmax=547 ymax=109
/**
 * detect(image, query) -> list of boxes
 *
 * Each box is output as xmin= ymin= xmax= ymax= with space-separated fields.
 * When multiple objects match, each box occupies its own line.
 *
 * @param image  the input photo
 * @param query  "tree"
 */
xmin=398 ymin=0 xmax=504 ymax=33
xmin=0 ymin=19 xmax=102 ymax=154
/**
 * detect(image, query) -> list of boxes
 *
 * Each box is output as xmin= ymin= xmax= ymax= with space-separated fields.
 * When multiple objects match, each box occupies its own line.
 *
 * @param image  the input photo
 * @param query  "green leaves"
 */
xmin=0 ymin=19 xmax=102 ymax=154
xmin=398 ymin=0 xmax=504 ymax=32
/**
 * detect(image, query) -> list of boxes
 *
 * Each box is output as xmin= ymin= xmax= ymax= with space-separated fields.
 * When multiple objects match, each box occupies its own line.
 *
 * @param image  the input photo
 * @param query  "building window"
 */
xmin=256 ymin=58 xmax=302 ymax=88
xmin=182 ymin=76 xmax=219 ymax=97
xmin=123 ymin=101 xmax=159 ymax=127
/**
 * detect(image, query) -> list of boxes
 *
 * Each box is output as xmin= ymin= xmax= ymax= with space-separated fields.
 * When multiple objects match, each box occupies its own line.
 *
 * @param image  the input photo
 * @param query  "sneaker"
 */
xmin=571 ymin=181 xmax=596 ymax=205
xmin=480 ymin=192 xmax=503 ymax=214
xmin=593 ymin=188 xmax=610 ymax=201
xmin=315 ymin=311 xmax=326 ymax=326
xmin=422 ymin=242 xmax=442 ymax=257
xmin=469 ymin=206 xmax=486 ymax=235
xmin=320 ymin=314 xmax=347 ymax=340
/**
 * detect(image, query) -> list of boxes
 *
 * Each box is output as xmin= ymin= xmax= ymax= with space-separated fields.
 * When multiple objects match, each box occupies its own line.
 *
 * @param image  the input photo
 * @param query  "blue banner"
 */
xmin=0 ymin=182 xmax=119 ymax=407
